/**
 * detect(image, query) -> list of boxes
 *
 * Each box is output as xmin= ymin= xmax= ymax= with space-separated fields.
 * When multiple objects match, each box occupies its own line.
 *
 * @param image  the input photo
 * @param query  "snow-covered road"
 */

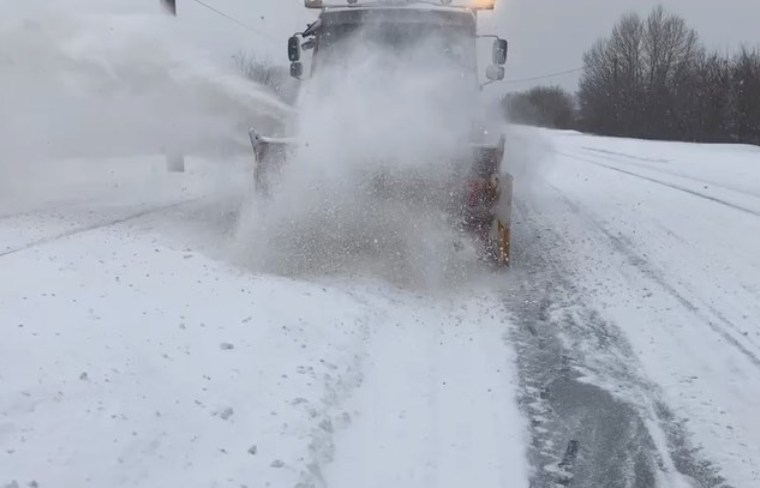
xmin=0 ymin=156 xmax=528 ymax=488
xmin=506 ymin=128 xmax=760 ymax=487
xmin=2 ymin=128 xmax=760 ymax=487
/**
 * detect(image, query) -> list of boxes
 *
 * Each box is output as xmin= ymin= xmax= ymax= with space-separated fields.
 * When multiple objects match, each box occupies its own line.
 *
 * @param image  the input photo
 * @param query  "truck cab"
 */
xmin=288 ymin=0 xmax=507 ymax=87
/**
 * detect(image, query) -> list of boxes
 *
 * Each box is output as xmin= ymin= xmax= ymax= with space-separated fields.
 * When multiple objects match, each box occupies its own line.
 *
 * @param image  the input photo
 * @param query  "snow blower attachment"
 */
xmin=465 ymin=136 xmax=513 ymax=267
xmin=249 ymin=0 xmax=513 ymax=269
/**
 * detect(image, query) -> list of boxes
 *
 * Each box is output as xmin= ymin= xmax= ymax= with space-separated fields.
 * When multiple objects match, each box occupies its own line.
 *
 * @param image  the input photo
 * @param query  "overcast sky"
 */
xmin=174 ymin=0 xmax=760 ymax=92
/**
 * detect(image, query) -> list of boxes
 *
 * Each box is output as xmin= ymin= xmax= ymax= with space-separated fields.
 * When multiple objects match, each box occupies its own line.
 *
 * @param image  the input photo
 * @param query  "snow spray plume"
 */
xmin=0 ymin=0 xmax=290 ymax=175
xmin=501 ymin=113 xmax=556 ymax=197
xmin=235 ymin=24 xmax=498 ymax=289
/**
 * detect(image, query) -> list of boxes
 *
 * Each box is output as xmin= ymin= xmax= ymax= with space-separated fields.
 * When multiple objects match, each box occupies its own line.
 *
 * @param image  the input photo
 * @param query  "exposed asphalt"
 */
xmin=501 ymin=199 xmax=731 ymax=488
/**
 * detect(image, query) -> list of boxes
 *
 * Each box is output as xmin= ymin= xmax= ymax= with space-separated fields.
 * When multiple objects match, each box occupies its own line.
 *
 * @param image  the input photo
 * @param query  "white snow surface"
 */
xmin=2 ymin=2 xmax=760 ymax=486
xmin=4 ymin=127 xmax=760 ymax=487
xmin=0 ymin=157 xmax=528 ymax=488
xmin=1 ymin=4 xmax=530 ymax=487
xmin=517 ymin=127 xmax=760 ymax=488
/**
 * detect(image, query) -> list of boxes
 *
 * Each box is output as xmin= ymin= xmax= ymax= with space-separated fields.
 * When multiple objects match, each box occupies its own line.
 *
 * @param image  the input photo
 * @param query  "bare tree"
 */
xmin=731 ymin=47 xmax=760 ymax=145
xmin=609 ymin=13 xmax=646 ymax=135
xmin=576 ymin=5 xmax=759 ymax=144
xmin=578 ymin=13 xmax=646 ymax=136
xmin=578 ymin=39 xmax=616 ymax=134
xmin=504 ymin=86 xmax=577 ymax=129
xmin=691 ymin=52 xmax=733 ymax=142
xmin=641 ymin=5 xmax=702 ymax=139
xmin=578 ymin=5 xmax=719 ymax=141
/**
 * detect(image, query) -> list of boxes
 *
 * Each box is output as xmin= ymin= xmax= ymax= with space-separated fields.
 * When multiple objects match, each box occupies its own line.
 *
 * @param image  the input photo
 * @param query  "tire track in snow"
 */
xmin=507 ymin=209 xmax=667 ymax=488
xmin=322 ymin=287 xmax=526 ymax=488
xmin=581 ymin=146 xmax=670 ymax=164
xmin=549 ymin=184 xmax=760 ymax=371
xmin=0 ymin=195 xmax=103 ymax=223
xmin=578 ymin=146 xmax=760 ymax=200
xmin=0 ymin=199 xmax=199 ymax=258
xmin=559 ymin=151 xmax=760 ymax=218
xmin=508 ymin=200 xmax=732 ymax=488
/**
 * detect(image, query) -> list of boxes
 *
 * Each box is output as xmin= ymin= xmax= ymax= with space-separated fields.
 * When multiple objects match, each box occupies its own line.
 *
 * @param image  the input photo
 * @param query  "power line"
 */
xmin=504 ymin=67 xmax=584 ymax=85
xmin=173 ymin=2 xmax=584 ymax=84
xmin=185 ymin=0 xmax=279 ymax=44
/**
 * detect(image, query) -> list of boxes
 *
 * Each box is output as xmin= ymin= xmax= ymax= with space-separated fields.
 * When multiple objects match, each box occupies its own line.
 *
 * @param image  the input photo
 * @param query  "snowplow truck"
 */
xmin=249 ymin=0 xmax=514 ymax=268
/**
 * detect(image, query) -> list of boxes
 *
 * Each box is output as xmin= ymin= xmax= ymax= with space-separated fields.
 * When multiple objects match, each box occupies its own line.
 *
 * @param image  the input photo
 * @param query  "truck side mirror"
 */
xmin=290 ymin=61 xmax=303 ymax=79
xmin=492 ymin=38 xmax=508 ymax=65
xmin=288 ymin=36 xmax=301 ymax=62
xmin=486 ymin=65 xmax=505 ymax=82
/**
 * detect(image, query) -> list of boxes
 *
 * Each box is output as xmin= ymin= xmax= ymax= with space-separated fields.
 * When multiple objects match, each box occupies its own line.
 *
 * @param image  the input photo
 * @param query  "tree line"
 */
xmin=505 ymin=5 xmax=760 ymax=145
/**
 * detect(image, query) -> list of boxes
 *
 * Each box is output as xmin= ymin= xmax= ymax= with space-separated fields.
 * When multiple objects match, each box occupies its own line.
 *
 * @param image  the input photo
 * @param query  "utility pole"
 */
xmin=158 ymin=0 xmax=182 ymax=171
xmin=161 ymin=0 xmax=177 ymax=16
